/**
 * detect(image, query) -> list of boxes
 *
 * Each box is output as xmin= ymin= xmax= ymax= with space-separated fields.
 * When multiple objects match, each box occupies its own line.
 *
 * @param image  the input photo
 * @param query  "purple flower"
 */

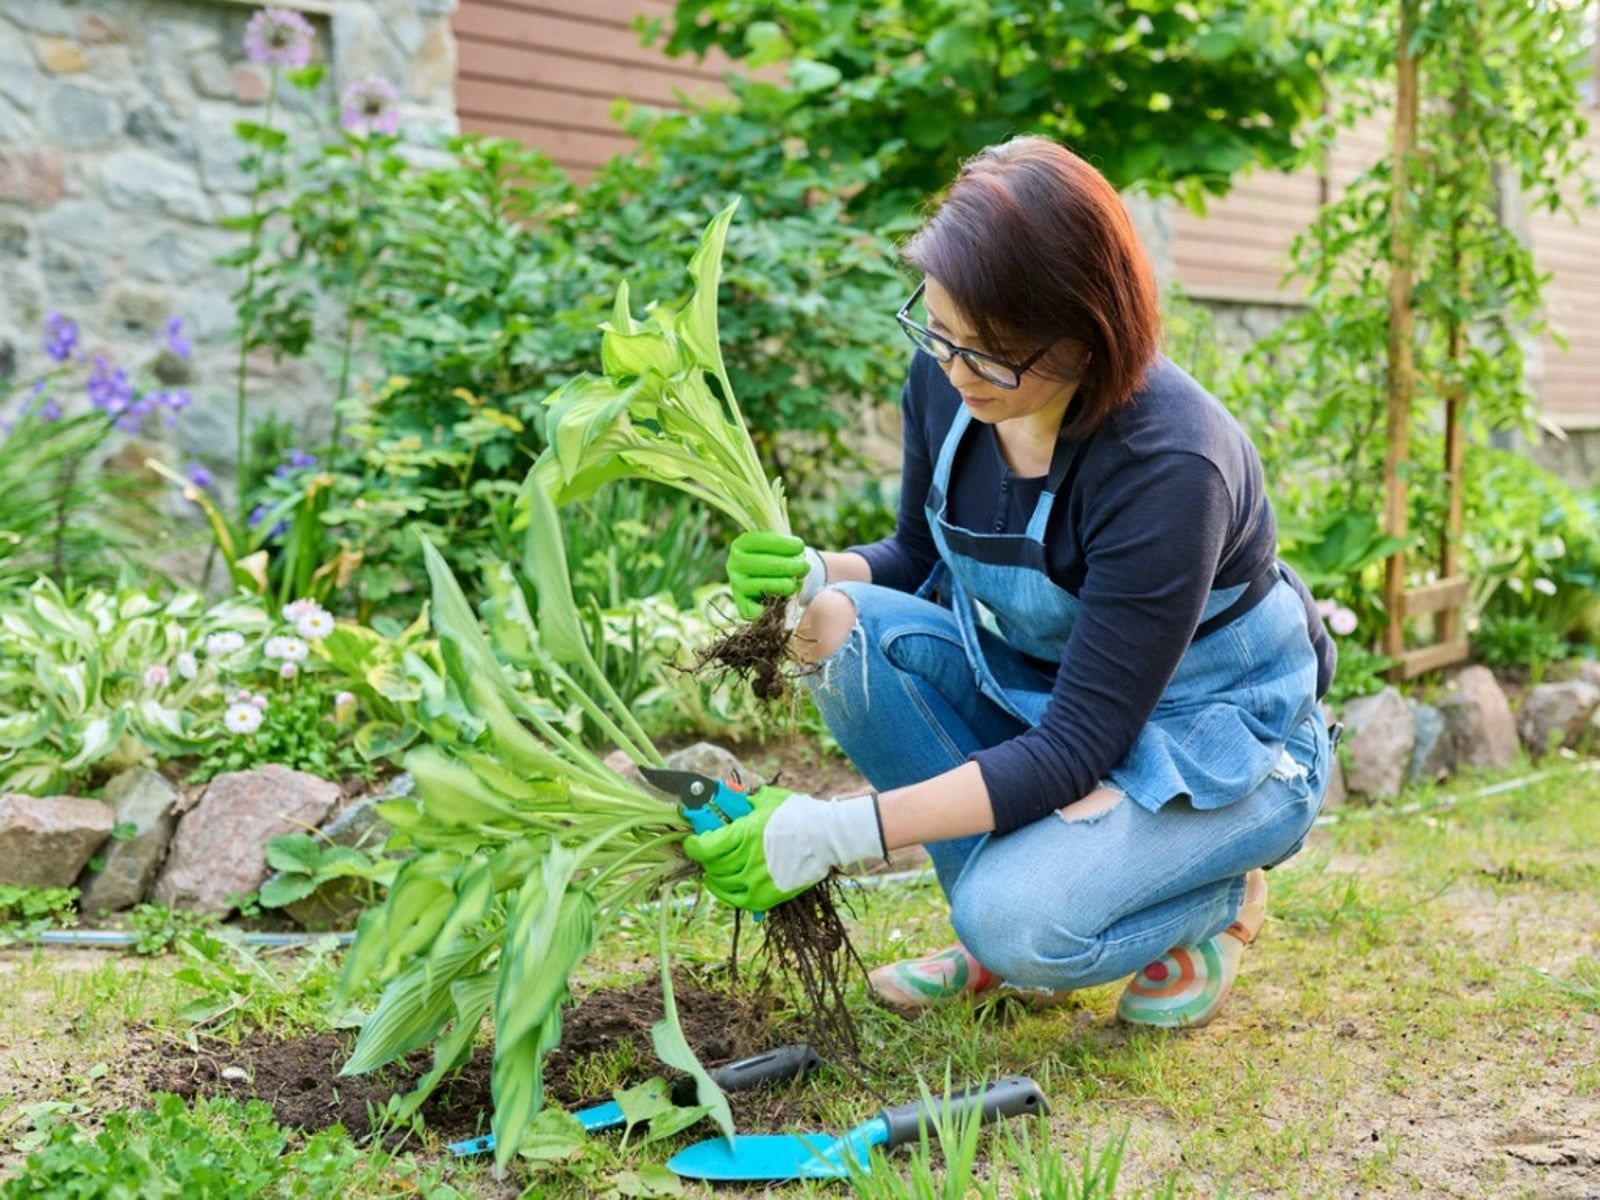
xmin=161 ymin=316 xmax=191 ymax=360
xmin=42 ymin=312 xmax=78 ymax=363
xmin=87 ymin=356 xmax=133 ymax=416
xmin=244 ymin=7 xmax=315 ymax=69
xmin=339 ymin=76 xmax=401 ymax=136
xmin=186 ymin=462 xmax=214 ymax=489
xmin=39 ymin=397 xmax=61 ymax=422
xmin=248 ymin=503 xmax=268 ymax=528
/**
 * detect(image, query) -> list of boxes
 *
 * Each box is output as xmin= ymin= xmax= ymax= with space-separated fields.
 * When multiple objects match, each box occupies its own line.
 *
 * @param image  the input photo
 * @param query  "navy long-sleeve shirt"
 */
xmin=850 ymin=351 xmax=1335 ymax=834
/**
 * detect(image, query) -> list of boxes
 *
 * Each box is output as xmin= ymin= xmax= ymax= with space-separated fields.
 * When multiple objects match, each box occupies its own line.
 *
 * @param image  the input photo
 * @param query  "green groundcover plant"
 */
xmin=0 ymin=582 xmax=368 ymax=795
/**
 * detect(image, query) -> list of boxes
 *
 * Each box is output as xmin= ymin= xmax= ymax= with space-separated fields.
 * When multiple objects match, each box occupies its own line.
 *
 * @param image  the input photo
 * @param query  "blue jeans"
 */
xmin=805 ymin=582 xmax=1330 ymax=992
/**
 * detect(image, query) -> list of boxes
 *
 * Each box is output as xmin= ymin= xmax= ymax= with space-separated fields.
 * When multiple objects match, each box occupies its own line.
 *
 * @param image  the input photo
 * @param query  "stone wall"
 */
xmin=0 ymin=0 xmax=457 ymax=496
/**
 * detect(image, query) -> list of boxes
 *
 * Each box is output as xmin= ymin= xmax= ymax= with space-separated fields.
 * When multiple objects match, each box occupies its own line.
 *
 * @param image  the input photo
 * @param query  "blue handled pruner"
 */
xmin=639 ymin=765 xmax=756 ymax=835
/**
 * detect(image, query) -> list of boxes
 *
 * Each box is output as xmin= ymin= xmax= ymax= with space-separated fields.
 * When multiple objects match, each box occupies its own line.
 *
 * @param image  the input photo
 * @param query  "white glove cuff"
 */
xmin=829 ymin=791 xmax=887 ymax=867
xmin=798 ymin=547 xmax=828 ymax=606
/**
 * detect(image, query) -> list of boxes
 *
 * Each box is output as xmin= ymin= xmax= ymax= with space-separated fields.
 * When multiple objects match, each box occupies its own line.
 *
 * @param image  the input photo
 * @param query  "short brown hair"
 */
xmin=902 ymin=136 xmax=1161 ymax=437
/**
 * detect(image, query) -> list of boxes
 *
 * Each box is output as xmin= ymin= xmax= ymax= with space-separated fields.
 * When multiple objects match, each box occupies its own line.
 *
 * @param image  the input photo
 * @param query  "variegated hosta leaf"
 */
xmin=600 ymin=281 xmax=690 ymax=378
xmin=385 ymin=969 xmax=498 ymax=1122
xmin=492 ymin=859 xmax=597 ymax=1167
xmin=342 ymin=927 xmax=497 ymax=1076
xmin=515 ymin=483 xmax=587 ymax=666
xmin=676 ymin=199 xmax=740 ymax=390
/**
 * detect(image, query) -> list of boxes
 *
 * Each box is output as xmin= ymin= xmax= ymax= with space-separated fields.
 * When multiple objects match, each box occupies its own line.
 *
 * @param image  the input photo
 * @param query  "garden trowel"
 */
xmin=666 ymin=1075 xmax=1049 ymax=1182
xmin=445 ymin=1043 xmax=822 ymax=1157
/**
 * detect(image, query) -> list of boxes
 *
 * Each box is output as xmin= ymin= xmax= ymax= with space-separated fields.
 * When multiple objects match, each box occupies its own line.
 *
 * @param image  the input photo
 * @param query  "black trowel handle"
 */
xmin=880 ymin=1076 xmax=1049 ymax=1150
xmin=667 ymin=1044 xmax=825 ymax=1106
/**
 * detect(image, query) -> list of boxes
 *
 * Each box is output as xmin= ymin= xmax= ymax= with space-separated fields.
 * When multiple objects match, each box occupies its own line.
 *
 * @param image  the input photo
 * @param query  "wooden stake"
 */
xmin=1383 ymin=0 xmax=1419 ymax=669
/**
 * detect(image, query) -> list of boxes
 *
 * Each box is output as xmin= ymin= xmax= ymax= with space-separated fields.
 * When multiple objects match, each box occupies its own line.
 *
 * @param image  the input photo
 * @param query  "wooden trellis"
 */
xmin=1381 ymin=0 xmax=1470 ymax=681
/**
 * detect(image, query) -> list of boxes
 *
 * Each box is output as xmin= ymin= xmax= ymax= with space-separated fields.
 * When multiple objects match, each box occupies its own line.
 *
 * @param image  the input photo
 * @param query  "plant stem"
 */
xmin=234 ymin=70 xmax=282 ymax=527
xmin=329 ymin=139 xmax=369 ymax=453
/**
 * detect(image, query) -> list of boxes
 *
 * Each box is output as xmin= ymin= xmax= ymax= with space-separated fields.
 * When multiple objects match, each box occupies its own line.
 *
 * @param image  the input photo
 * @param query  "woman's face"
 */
xmin=921 ymin=277 xmax=1082 ymax=430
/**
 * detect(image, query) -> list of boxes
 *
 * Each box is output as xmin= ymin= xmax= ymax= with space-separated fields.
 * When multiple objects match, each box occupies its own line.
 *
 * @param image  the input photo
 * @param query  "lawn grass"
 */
xmin=2 ymin=758 xmax=1597 ymax=1198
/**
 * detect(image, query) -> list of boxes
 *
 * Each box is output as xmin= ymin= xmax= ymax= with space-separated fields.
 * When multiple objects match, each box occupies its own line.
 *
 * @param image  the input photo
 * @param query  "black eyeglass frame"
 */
xmin=895 ymin=281 xmax=1059 ymax=390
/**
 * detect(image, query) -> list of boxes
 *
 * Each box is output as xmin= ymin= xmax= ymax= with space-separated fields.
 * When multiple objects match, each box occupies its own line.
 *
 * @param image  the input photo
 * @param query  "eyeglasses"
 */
xmin=895 ymin=281 xmax=1058 ymax=390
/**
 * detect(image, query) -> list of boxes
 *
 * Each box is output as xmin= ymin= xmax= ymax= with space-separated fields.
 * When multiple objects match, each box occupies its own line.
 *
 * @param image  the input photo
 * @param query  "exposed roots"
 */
xmin=694 ymin=593 xmax=804 ymax=702
xmin=759 ymin=875 xmax=867 ymax=1064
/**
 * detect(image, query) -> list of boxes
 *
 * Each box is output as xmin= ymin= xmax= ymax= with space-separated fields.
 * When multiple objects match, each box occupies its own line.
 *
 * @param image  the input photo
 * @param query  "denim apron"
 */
xmin=920 ymin=405 xmax=1320 ymax=814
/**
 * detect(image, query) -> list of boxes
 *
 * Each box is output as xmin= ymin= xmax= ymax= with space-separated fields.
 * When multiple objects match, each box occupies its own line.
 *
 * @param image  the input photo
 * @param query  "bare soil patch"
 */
xmin=145 ymin=970 xmax=783 ymax=1143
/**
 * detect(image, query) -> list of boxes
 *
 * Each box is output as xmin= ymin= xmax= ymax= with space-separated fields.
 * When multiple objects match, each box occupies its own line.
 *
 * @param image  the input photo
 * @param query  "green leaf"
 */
xmin=284 ymin=63 xmax=326 ymax=91
xmin=517 ymin=477 xmax=587 ymax=664
xmin=675 ymin=200 xmax=740 ymax=384
xmin=258 ymin=874 xmax=318 ymax=909
xmin=233 ymin=120 xmax=288 ymax=151
xmin=642 ymin=1103 xmax=712 ymax=1146
xmin=515 ymin=1107 xmax=588 ymax=1164
xmin=264 ymin=834 xmax=320 ymax=875
xmin=614 ymin=1076 xmax=674 ymax=1136
xmin=649 ymin=897 xmax=732 ymax=1144
xmin=353 ymin=720 xmax=418 ymax=762
xmin=787 ymin=59 xmax=842 ymax=93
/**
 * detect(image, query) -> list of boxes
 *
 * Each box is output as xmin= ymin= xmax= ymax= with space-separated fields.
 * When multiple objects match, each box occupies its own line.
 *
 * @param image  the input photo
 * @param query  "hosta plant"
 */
xmin=337 ymin=479 xmax=731 ymax=1168
xmin=533 ymin=199 xmax=801 ymax=701
xmin=0 ymin=582 xmax=266 ymax=793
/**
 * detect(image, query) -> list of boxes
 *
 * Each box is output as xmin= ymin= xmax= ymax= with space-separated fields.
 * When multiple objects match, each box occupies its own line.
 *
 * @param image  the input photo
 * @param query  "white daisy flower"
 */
xmin=280 ymin=662 xmax=298 ymax=680
xmin=224 ymin=703 xmax=263 ymax=734
xmin=143 ymin=664 xmax=169 ymax=689
xmin=282 ymin=598 xmax=319 ymax=622
xmin=205 ymin=631 xmax=245 ymax=656
xmin=251 ymin=693 xmax=268 ymax=711
xmin=1532 ymin=578 xmax=1558 ymax=596
xmin=294 ymin=609 xmax=334 ymax=641
xmin=264 ymin=635 xmax=309 ymax=662
xmin=176 ymin=651 xmax=198 ymax=679
xmin=1329 ymin=606 xmax=1358 ymax=637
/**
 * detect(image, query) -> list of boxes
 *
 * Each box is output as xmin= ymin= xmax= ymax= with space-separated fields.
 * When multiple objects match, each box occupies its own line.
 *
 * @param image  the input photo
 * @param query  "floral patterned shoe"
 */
xmin=867 ymin=943 xmax=1002 ymax=1012
xmin=1116 ymin=868 xmax=1268 ymax=1029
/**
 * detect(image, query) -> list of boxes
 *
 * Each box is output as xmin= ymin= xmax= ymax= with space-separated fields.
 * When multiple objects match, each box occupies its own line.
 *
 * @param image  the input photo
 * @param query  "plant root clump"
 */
xmin=760 ymin=874 xmax=867 ymax=1064
xmin=696 ymin=593 xmax=806 ymax=702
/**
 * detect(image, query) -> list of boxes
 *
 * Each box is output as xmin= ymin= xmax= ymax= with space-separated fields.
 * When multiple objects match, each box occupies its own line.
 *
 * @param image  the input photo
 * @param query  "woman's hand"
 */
xmin=683 ymin=786 xmax=883 ymax=911
xmin=725 ymin=530 xmax=826 ymax=620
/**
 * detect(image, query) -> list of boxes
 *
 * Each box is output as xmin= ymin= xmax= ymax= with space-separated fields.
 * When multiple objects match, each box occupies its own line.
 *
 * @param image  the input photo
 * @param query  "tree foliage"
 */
xmin=654 ymin=0 xmax=1332 ymax=215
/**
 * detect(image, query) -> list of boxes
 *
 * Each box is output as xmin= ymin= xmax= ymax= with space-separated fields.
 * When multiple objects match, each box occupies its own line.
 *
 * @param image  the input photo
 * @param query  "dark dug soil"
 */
xmin=148 ymin=971 xmax=782 ymax=1143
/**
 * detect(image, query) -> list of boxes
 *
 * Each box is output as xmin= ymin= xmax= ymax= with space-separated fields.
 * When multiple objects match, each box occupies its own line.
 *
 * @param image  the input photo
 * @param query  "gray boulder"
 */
xmin=1517 ymin=680 xmax=1600 ymax=756
xmin=0 ymin=794 xmax=112 ymax=888
xmin=152 ymin=765 xmax=340 ymax=914
xmin=1406 ymin=700 xmax=1453 ymax=783
xmin=76 ymin=768 xmax=177 ymax=916
xmin=1439 ymin=666 xmax=1520 ymax=770
xmin=1340 ymin=687 xmax=1415 ymax=799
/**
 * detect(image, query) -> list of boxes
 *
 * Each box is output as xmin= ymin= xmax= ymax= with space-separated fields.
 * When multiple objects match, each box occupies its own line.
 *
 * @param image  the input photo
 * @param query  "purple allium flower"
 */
xmin=161 ymin=316 xmax=191 ymax=360
xmin=87 ymin=356 xmax=133 ymax=416
xmin=42 ymin=312 xmax=78 ymax=363
xmin=248 ymin=503 xmax=268 ymax=528
xmin=186 ymin=462 xmax=214 ymax=489
xmin=243 ymin=7 xmax=315 ymax=68
xmin=339 ymin=76 xmax=401 ymax=136
xmin=39 ymin=397 xmax=61 ymax=422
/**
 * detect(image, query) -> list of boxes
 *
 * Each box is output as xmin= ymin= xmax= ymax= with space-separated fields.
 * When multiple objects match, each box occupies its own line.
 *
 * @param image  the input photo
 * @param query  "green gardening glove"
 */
xmin=725 ymin=530 xmax=823 ymax=621
xmin=683 ymin=785 xmax=884 ymax=913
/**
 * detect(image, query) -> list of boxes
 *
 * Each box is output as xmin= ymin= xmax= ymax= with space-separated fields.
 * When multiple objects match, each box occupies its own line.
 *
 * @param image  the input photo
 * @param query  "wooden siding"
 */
xmin=1171 ymin=112 xmax=1389 ymax=302
xmin=453 ymin=0 xmax=730 ymax=173
xmin=1530 ymin=120 xmax=1600 ymax=428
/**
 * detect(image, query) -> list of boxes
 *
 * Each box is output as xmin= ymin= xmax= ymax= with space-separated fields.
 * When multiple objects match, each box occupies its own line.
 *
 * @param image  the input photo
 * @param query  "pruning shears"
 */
xmin=639 ymin=765 xmax=756 ymax=835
